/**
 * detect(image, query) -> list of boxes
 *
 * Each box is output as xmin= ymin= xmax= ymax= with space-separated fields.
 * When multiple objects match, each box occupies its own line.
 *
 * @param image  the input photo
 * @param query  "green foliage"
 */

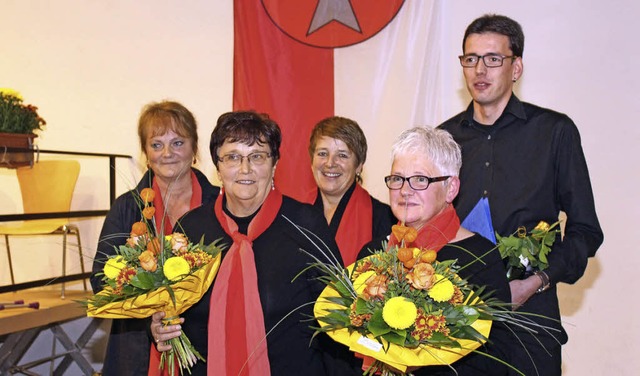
xmin=497 ymin=221 xmax=560 ymax=272
xmin=0 ymin=92 xmax=46 ymax=134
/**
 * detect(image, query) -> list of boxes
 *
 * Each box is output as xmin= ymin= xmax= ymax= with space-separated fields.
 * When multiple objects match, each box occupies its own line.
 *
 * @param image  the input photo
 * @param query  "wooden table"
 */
xmin=0 ymin=286 xmax=102 ymax=375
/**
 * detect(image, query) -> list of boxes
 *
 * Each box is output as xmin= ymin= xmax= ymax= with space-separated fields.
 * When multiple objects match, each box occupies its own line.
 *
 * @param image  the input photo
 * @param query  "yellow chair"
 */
xmin=0 ymin=160 xmax=87 ymax=297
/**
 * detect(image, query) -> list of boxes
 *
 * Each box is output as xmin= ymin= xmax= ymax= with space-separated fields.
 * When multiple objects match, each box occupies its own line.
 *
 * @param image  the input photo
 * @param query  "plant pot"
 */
xmin=0 ymin=132 xmax=37 ymax=169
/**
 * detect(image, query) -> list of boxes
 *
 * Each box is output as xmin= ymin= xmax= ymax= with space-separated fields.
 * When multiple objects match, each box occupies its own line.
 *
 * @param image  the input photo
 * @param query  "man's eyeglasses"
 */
xmin=384 ymin=175 xmax=450 ymax=191
xmin=458 ymin=54 xmax=516 ymax=68
xmin=217 ymin=152 xmax=272 ymax=167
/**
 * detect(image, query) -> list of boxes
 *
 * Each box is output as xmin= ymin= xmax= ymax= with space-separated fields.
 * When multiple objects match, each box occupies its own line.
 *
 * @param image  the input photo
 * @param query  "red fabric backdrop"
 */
xmin=233 ymin=0 xmax=334 ymax=201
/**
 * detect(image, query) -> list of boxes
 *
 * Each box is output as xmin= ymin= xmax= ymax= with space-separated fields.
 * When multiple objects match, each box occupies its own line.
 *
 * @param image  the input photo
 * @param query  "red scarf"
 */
xmin=335 ymin=184 xmax=373 ymax=265
xmin=151 ymin=171 xmax=202 ymax=235
xmin=303 ymin=184 xmax=373 ymax=266
xmin=388 ymin=204 xmax=460 ymax=252
xmin=148 ymin=170 xmax=203 ymax=375
xmin=208 ymin=189 xmax=282 ymax=376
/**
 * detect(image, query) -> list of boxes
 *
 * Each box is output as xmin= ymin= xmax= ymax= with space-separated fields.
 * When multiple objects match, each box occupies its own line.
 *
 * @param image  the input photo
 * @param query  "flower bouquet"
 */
xmin=496 ymin=221 xmax=560 ymax=281
xmin=85 ymin=188 xmax=225 ymax=376
xmin=310 ymin=224 xmax=512 ymax=375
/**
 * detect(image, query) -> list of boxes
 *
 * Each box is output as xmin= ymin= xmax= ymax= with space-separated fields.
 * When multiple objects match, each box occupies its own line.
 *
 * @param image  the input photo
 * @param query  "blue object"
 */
xmin=461 ymin=197 xmax=496 ymax=243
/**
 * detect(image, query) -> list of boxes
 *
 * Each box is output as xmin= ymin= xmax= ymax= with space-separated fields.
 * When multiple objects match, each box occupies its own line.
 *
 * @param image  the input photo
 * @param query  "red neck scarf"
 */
xmin=302 ymin=185 xmax=373 ymax=266
xmin=335 ymin=184 xmax=373 ymax=266
xmin=388 ymin=204 xmax=460 ymax=252
xmin=208 ymin=189 xmax=282 ymax=376
xmin=151 ymin=171 xmax=202 ymax=235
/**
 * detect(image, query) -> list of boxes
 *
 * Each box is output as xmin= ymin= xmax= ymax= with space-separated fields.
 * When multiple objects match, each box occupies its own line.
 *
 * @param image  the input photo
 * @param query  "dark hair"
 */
xmin=308 ymin=116 xmax=368 ymax=167
xmin=210 ymin=111 xmax=281 ymax=167
xmin=463 ymin=14 xmax=525 ymax=57
xmin=137 ymin=100 xmax=198 ymax=157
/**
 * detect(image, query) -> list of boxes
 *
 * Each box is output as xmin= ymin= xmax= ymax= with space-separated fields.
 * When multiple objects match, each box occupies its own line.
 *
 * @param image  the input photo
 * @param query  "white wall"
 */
xmin=1 ymin=1 xmax=637 ymax=375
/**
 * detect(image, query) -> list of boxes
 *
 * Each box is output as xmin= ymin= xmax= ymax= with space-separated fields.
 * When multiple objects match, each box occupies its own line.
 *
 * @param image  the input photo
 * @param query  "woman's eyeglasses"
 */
xmin=384 ymin=175 xmax=450 ymax=191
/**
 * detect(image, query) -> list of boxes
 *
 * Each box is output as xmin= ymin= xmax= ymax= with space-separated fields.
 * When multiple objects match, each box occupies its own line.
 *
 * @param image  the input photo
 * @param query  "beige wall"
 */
xmin=1 ymin=1 xmax=637 ymax=374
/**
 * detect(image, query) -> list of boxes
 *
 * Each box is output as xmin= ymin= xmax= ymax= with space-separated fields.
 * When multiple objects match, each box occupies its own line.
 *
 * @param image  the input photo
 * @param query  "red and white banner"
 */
xmin=235 ymin=0 xmax=442 ymax=203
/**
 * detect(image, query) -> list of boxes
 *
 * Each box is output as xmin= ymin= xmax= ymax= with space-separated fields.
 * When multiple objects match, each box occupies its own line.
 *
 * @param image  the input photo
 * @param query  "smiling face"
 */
xmin=389 ymin=153 xmax=458 ymax=230
xmin=463 ymin=32 xmax=523 ymax=122
xmin=145 ymin=130 xmax=194 ymax=183
xmin=216 ymin=140 xmax=276 ymax=217
xmin=311 ymin=136 xmax=363 ymax=201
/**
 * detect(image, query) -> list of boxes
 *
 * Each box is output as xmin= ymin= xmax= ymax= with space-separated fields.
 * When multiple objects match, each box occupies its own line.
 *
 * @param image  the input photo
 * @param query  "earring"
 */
xmin=219 ymin=184 xmax=223 ymax=195
xmin=271 ymin=179 xmax=275 ymax=191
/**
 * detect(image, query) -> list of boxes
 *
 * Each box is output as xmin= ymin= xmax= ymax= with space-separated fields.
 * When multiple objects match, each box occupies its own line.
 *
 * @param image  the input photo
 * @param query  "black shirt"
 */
xmin=439 ymin=94 xmax=604 ymax=373
xmin=439 ymin=94 xmax=603 ymax=288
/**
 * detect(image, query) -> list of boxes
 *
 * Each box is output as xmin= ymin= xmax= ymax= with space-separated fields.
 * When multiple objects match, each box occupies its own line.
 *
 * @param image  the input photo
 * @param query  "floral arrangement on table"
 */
xmin=496 ymin=221 xmax=560 ymax=281
xmin=84 ymin=187 xmax=225 ymax=376
xmin=307 ymin=223 xmax=518 ymax=375
xmin=0 ymin=88 xmax=46 ymax=134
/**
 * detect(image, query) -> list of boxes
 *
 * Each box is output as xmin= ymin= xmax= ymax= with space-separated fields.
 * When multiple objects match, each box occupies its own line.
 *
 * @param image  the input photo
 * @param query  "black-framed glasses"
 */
xmin=217 ymin=152 xmax=272 ymax=167
xmin=458 ymin=54 xmax=516 ymax=68
xmin=384 ymin=175 xmax=450 ymax=191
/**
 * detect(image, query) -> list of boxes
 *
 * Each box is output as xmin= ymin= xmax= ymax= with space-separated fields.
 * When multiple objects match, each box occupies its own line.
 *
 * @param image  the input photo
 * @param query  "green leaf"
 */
xmin=130 ymin=271 xmax=155 ymax=290
xmin=367 ymin=310 xmax=391 ymax=337
xmin=382 ymin=330 xmax=407 ymax=346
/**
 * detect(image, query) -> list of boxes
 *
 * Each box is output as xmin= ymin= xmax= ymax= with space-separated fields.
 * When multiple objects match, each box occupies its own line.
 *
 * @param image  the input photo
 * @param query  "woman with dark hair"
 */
xmin=305 ymin=116 xmax=395 ymax=266
xmin=150 ymin=111 xmax=351 ymax=375
xmin=91 ymin=100 xmax=218 ymax=375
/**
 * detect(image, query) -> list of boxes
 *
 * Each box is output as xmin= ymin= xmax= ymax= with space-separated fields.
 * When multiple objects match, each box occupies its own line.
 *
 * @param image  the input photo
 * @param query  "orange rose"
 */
xmin=140 ymin=188 xmax=155 ymax=203
xmin=169 ymin=233 xmax=189 ymax=253
xmin=362 ymin=274 xmax=388 ymax=300
xmin=406 ymin=262 xmax=435 ymax=290
xmin=138 ymin=250 xmax=158 ymax=272
xmin=146 ymin=237 xmax=162 ymax=255
xmin=131 ymin=221 xmax=147 ymax=236
xmin=126 ymin=234 xmax=147 ymax=247
xmin=142 ymin=206 xmax=155 ymax=220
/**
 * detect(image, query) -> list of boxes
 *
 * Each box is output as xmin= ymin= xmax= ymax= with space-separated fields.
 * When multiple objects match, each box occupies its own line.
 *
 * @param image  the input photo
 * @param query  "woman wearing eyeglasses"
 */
xmin=358 ymin=127 xmax=512 ymax=375
xmin=149 ymin=111 xmax=354 ymax=376
xmin=305 ymin=116 xmax=396 ymax=266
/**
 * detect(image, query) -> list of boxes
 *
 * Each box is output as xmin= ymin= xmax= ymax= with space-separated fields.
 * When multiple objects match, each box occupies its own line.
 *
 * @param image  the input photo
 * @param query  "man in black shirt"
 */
xmin=439 ymin=14 xmax=603 ymax=376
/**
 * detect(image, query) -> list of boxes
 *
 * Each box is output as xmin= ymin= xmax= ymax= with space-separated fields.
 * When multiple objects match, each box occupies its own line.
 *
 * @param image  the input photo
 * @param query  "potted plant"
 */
xmin=0 ymin=88 xmax=46 ymax=168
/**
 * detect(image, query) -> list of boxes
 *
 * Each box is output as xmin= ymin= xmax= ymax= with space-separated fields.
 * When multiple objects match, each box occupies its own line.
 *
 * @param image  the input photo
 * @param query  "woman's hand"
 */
xmin=150 ymin=311 xmax=184 ymax=352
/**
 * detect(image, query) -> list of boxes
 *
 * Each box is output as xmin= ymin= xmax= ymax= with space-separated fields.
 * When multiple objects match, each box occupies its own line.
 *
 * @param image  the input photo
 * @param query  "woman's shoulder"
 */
xmin=281 ymin=195 xmax=326 ymax=224
xmin=192 ymin=167 xmax=220 ymax=202
xmin=177 ymin=200 xmax=216 ymax=229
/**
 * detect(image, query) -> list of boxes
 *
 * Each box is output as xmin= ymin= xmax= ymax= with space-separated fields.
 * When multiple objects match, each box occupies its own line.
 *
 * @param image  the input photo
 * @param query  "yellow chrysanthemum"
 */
xmin=103 ymin=256 xmax=127 ymax=279
xmin=382 ymin=296 xmax=418 ymax=330
xmin=163 ymin=256 xmax=190 ymax=281
xmin=0 ymin=88 xmax=22 ymax=100
xmin=428 ymin=274 xmax=455 ymax=302
xmin=352 ymin=270 xmax=376 ymax=295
